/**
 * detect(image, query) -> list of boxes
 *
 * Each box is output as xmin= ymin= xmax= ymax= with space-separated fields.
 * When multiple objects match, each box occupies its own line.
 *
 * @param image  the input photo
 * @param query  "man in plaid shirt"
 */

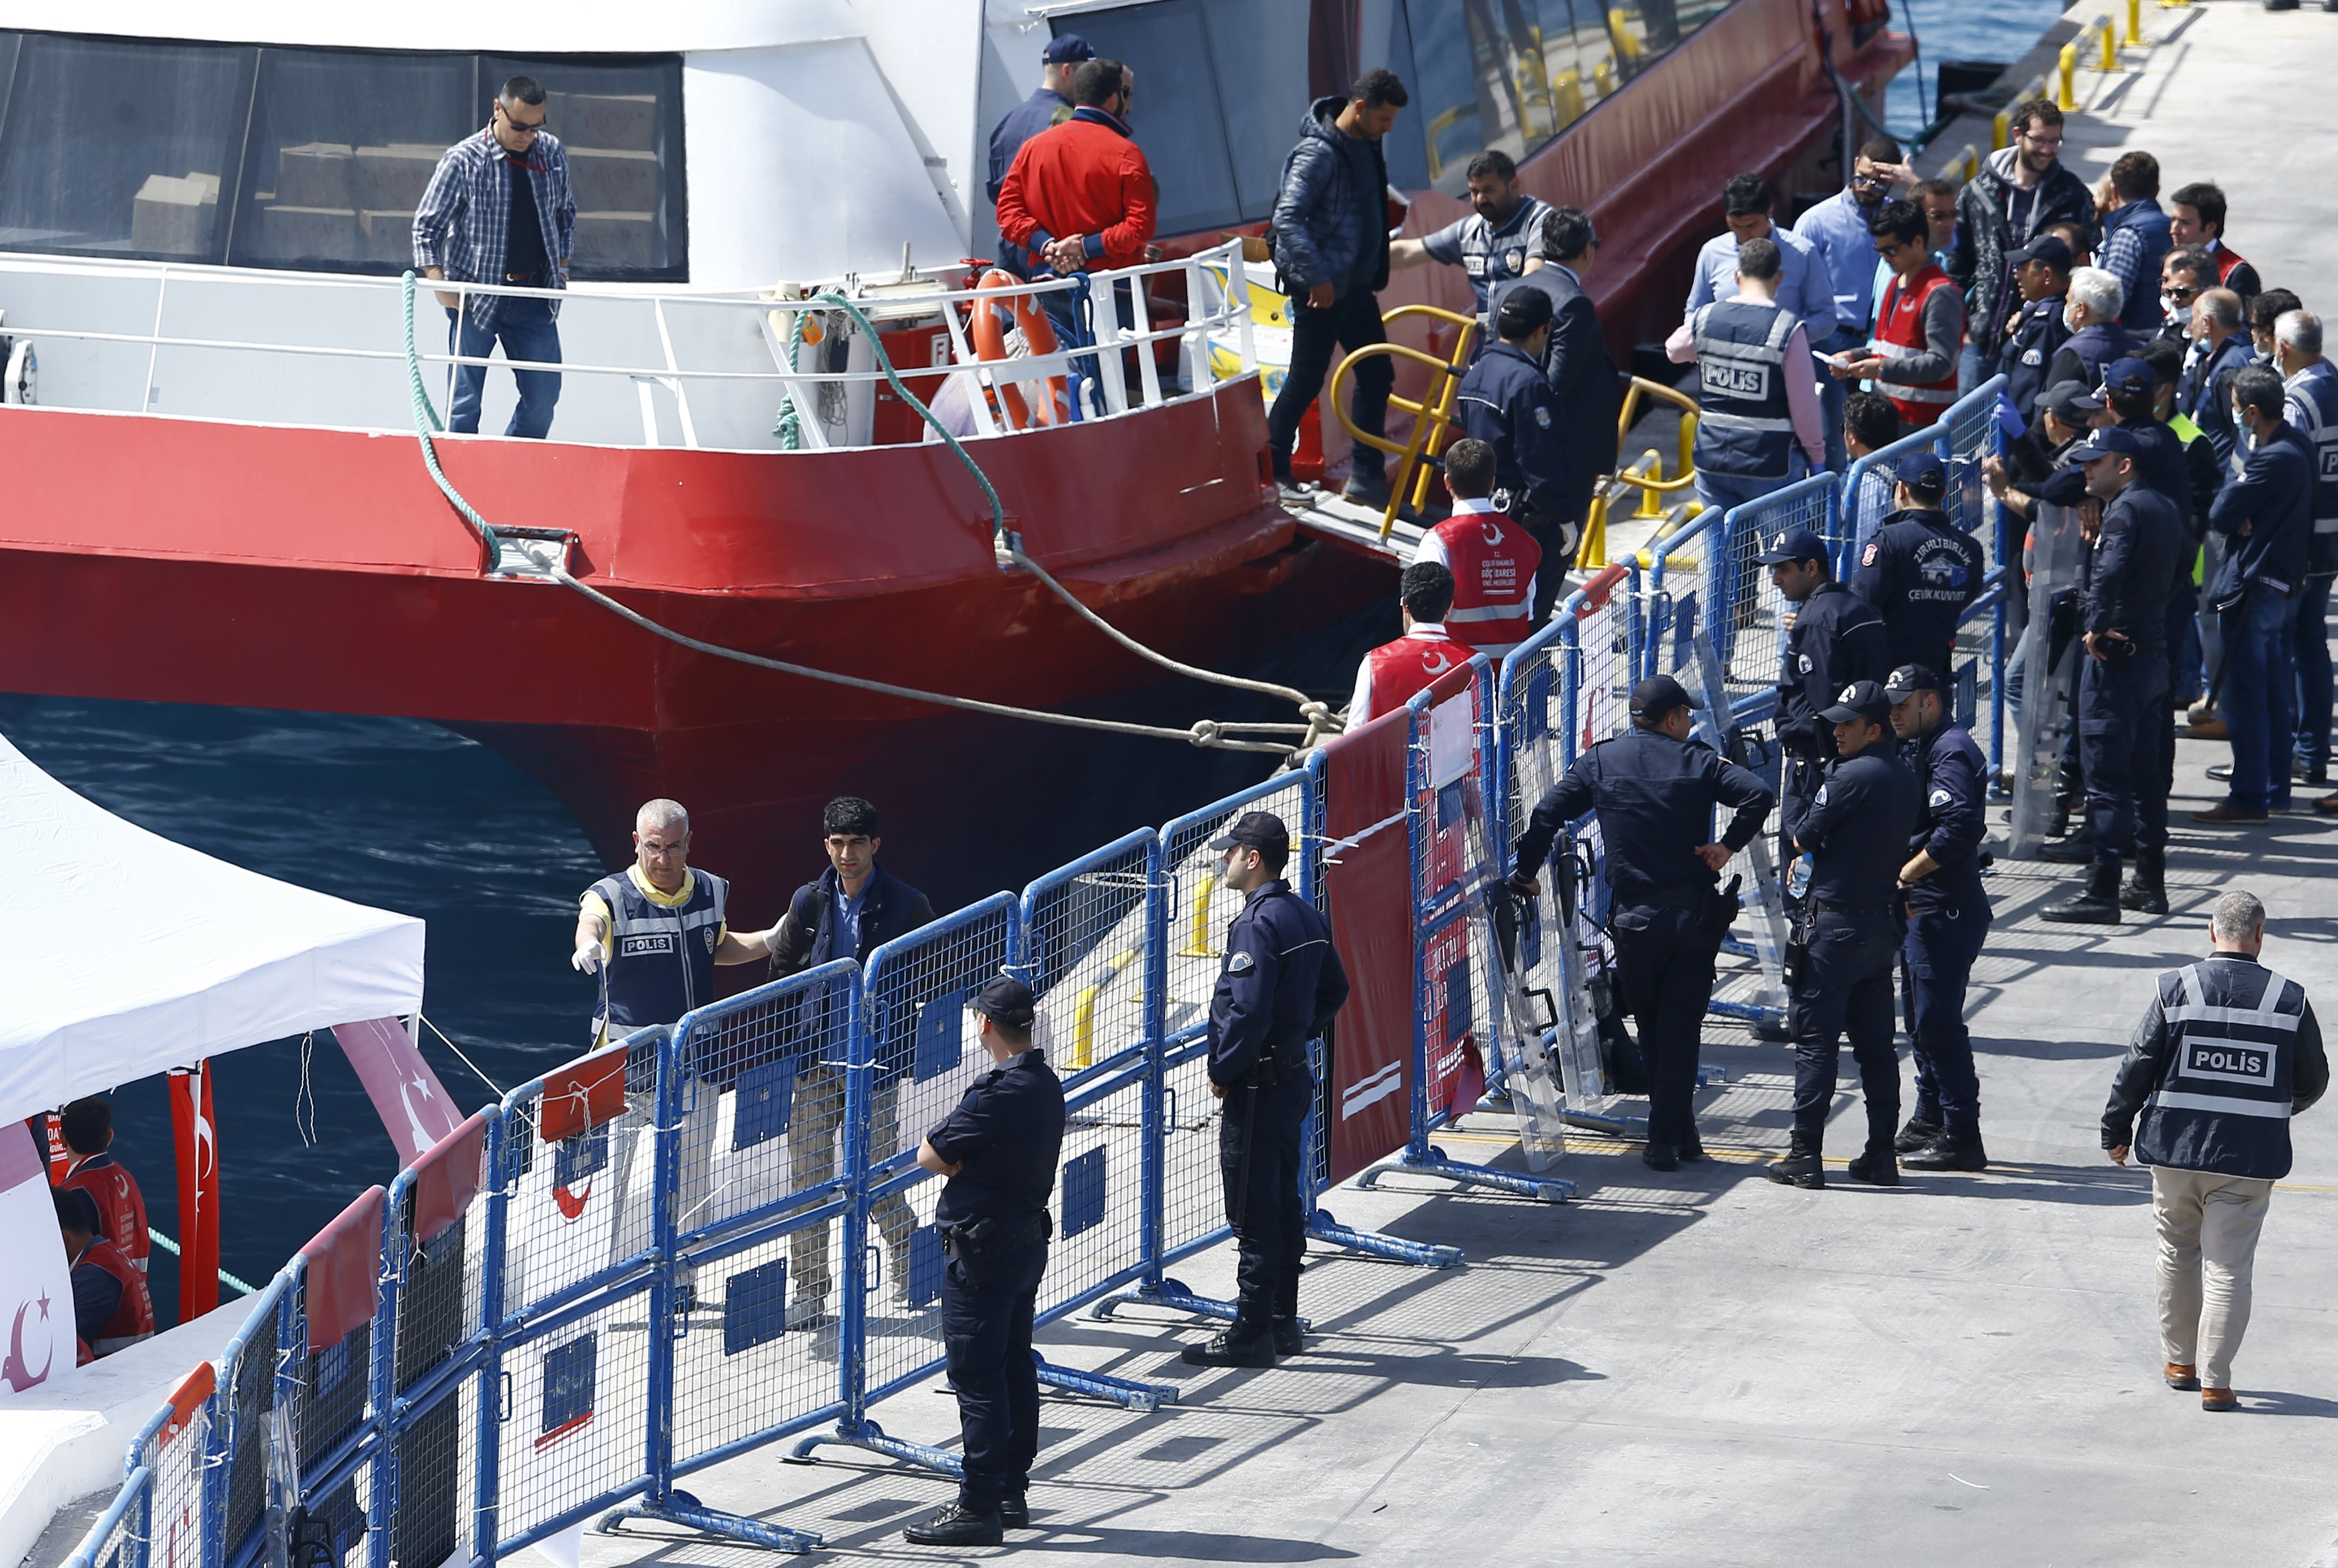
xmin=412 ymin=76 xmax=576 ymax=438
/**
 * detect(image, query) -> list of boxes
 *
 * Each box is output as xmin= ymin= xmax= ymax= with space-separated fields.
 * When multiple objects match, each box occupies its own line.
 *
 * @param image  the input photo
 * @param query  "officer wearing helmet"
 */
xmin=1884 ymin=662 xmax=1994 ymax=1172
xmin=1183 ymin=811 xmax=1349 ymax=1369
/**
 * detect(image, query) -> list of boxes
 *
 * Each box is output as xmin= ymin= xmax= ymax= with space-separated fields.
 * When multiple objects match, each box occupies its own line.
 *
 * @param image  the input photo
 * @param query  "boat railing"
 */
xmin=0 ymin=240 xmax=1264 ymax=454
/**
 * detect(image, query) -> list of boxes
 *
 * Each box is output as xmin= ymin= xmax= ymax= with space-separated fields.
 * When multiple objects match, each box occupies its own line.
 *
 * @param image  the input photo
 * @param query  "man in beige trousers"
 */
xmin=2103 ymin=890 xmax=2327 ymax=1409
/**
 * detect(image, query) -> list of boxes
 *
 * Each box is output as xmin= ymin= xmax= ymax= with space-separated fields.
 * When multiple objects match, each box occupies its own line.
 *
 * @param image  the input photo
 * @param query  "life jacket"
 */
xmin=1427 ymin=504 xmax=1540 ymax=656
xmin=58 ymin=1154 xmax=150 ymax=1272
xmin=1359 ymin=626 xmax=1470 ymax=724
xmin=2284 ymin=361 xmax=2338 ymax=577
xmin=588 ymin=867 xmax=729 ymax=1036
xmin=1872 ymin=264 xmax=1962 ymax=425
xmin=79 ymin=1237 xmax=155 ymax=1355
xmin=1689 ymin=299 xmax=1800 ymax=478
xmin=2136 ymin=957 xmax=2311 ymax=1181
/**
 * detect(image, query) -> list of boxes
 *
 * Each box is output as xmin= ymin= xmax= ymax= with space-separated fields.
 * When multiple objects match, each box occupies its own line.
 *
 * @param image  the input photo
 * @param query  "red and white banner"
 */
xmin=335 ymin=1017 xmax=465 ymax=1166
xmin=167 ymin=1064 xmax=222 ymax=1324
xmin=0 ymin=1118 xmax=80 ymax=1392
xmin=1320 ymin=707 xmax=1415 ymax=1185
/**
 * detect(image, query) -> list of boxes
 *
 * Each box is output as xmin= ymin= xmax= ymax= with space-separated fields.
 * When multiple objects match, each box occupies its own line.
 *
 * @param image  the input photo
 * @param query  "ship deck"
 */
xmin=538 ymin=7 xmax=2338 ymax=1561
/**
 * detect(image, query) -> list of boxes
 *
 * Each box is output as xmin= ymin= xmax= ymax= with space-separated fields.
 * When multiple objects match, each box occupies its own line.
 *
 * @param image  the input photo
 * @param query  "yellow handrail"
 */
xmin=1327 ymin=304 xmax=1480 ymax=540
xmin=1610 ymin=375 xmax=1699 ymax=495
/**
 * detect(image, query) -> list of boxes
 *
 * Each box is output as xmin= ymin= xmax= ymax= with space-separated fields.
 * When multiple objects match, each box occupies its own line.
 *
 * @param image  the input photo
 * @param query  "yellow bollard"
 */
xmin=1632 ymin=450 xmax=1667 ymax=520
xmin=2124 ymin=0 xmax=2146 ymax=46
xmin=2057 ymin=39 xmax=2079 ymax=110
xmin=1579 ymin=493 xmax=1609 ymax=569
xmin=2098 ymin=15 xmax=2123 ymax=71
xmin=1991 ymin=106 xmax=2012 ymax=152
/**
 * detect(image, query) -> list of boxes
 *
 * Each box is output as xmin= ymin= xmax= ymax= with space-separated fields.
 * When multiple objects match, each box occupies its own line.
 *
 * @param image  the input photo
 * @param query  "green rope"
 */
xmin=146 ymin=1228 xmax=260 ymax=1297
xmin=771 ymin=305 xmax=810 ymax=449
xmin=402 ymin=271 xmax=503 ymax=566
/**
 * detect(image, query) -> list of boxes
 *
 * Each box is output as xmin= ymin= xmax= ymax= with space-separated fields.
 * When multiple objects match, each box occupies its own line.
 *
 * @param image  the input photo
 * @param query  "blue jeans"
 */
xmin=446 ymin=298 xmax=562 ymax=438
xmin=2218 ymin=586 xmax=2302 ymax=810
xmin=2293 ymin=576 xmax=2333 ymax=774
xmin=1813 ymin=327 xmax=1861 ymax=473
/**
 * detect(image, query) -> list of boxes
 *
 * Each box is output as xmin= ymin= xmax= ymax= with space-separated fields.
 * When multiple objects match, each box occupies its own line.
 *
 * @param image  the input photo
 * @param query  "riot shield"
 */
xmin=1684 ymin=628 xmax=1791 ymax=1023
xmin=2006 ymin=498 xmax=2088 ymax=855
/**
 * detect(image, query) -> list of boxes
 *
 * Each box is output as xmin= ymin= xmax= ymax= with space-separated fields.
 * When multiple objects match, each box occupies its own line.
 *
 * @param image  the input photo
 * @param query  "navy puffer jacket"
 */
xmin=1269 ymin=96 xmax=1390 ymax=300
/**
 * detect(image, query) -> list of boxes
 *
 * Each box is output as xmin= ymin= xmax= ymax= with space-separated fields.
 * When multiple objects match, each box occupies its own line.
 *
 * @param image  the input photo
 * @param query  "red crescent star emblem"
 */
xmin=2 ymin=1295 xmax=55 ymax=1392
xmin=1422 ymin=650 xmax=1451 ymax=674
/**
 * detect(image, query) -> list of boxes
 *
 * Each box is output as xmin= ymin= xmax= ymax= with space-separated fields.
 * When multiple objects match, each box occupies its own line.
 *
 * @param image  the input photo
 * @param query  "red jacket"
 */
xmin=995 ymin=108 xmax=1158 ymax=272
xmin=59 ymin=1153 xmax=150 ymax=1271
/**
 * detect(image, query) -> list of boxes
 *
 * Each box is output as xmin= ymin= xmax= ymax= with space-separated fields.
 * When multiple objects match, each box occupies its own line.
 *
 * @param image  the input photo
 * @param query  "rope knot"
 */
xmin=1188 ymin=721 xmax=1222 ymax=747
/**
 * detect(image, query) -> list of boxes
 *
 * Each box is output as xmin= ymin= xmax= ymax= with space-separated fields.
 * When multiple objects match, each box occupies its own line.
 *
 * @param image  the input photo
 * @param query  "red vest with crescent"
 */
xmin=1432 ymin=510 xmax=1540 ymax=655
xmin=59 ymin=1156 xmax=150 ymax=1271
xmin=80 ymin=1237 xmax=155 ymax=1353
xmin=1363 ymin=628 xmax=1468 ymax=719
xmin=1874 ymin=264 xmax=1961 ymax=424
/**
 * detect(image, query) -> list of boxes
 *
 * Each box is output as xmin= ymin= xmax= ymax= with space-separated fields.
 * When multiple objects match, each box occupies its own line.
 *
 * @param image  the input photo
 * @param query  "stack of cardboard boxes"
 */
xmin=130 ymin=172 xmax=221 ymax=256
xmin=548 ymin=90 xmax=661 ymax=271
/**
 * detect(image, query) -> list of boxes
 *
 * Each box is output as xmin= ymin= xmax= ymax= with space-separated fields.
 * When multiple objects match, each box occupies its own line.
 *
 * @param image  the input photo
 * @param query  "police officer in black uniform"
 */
xmin=2041 ymin=425 xmax=2186 ymax=924
xmin=1884 ymin=664 xmax=1994 ymax=1172
xmin=1456 ymin=285 xmax=1573 ymax=590
xmin=1997 ymin=234 xmax=2075 ymax=417
xmin=1183 ymin=811 xmax=1350 ymax=1369
xmin=902 ymin=976 xmax=1066 ymax=1549
xmin=1762 ymin=524 xmax=1891 ymax=874
xmin=1851 ymin=449 xmax=1986 ymax=676
xmin=1770 ymin=680 xmax=1922 ymax=1189
xmin=1508 ymin=674 xmax=1774 ymax=1169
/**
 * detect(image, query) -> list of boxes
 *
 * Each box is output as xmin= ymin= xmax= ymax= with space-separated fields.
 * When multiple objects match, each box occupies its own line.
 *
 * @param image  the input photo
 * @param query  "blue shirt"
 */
xmin=1683 ymin=224 xmax=1836 ymax=338
xmin=1793 ymin=188 xmax=1882 ymax=339
xmin=832 ymin=878 xmax=872 ymax=966
xmin=987 ymin=87 xmax=1072 ymax=202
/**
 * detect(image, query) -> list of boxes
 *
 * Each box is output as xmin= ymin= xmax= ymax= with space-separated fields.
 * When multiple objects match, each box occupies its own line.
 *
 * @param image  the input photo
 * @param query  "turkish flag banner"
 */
xmin=167 ymin=1064 xmax=222 ymax=1323
xmin=0 ymin=1119 xmax=79 ymax=1394
xmin=334 ymin=1017 xmax=467 ymax=1167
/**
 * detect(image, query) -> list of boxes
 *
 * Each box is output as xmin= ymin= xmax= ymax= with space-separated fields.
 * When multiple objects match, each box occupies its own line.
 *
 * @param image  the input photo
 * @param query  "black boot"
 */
xmin=1271 ymin=1317 xmax=1305 ymax=1357
xmin=1000 ymin=1494 xmax=1031 ymax=1529
xmin=1846 ymin=1145 xmax=1900 ymax=1185
xmin=1903 ymin=1127 xmax=1989 ymax=1172
xmin=904 ymin=1503 xmax=1003 ymax=1547
xmin=1893 ymin=1116 xmax=1945 ymax=1155
xmin=2038 ymin=831 xmax=2096 ymax=864
xmin=2042 ymin=860 xmax=2123 ymax=924
xmin=1768 ymin=1135 xmax=1826 ymax=1189
xmin=2120 ymin=849 xmax=2168 ymax=916
xmin=1182 ymin=1324 xmax=1277 ymax=1368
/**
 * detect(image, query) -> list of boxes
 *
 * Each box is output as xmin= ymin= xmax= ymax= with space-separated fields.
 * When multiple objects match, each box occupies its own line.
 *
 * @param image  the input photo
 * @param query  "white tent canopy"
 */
xmin=0 ymin=732 xmax=425 ymax=1125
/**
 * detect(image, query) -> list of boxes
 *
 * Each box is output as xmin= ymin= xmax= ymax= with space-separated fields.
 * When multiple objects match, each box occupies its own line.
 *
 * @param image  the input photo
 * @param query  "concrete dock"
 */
xmin=574 ymin=7 xmax=2338 ymax=1564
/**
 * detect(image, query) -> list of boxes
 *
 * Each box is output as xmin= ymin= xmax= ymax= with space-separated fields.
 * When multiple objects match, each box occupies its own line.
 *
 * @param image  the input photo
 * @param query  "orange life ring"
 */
xmin=969 ymin=268 xmax=1068 ymax=431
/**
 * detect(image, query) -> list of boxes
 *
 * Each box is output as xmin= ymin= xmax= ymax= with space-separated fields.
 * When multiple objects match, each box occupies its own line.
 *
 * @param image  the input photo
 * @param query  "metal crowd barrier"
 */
xmin=68 ymin=379 xmax=2015 ymax=1568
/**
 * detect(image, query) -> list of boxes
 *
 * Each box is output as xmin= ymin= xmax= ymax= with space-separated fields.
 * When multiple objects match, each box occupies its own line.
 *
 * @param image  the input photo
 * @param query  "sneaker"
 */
xmin=903 ymin=1503 xmax=1003 ymax=1547
xmin=1846 ymin=1149 xmax=1900 ymax=1186
xmin=2192 ymin=800 xmax=2269 ymax=825
xmin=1181 ymin=1327 xmax=1276 ymax=1368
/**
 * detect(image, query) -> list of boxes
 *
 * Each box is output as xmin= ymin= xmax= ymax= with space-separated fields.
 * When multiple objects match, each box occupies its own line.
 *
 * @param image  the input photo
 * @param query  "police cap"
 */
xmin=1819 ymin=678 xmax=1892 ymax=725
xmin=2006 ymin=234 xmax=2073 ymax=272
xmin=2068 ymin=424 xmax=2146 ymax=463
xmin=971 ymin=974 xmax=1037 ymax=1030
xmin=1883 ymin=662 xmax=1945 ymax=701
xmin=1629 ymin=674 xmax=1692 ymax=719
xmin=1495 ymin=284 xmax=1553 ymax=339
xmin=1208 ymin=809 xmax=1289 ymax=854
xmin=1041 ymin=33 xmax=1096 ymax=62
xmin=1892 ymin=449 xmax=1948 ymax=489
xmin=1755 ymin=525 xmax=1829 ymax=566
xmin=2098 ymin=357 xmax=2154 ymax=398
xmin=2035 ymin=379 xmax=2103 ymax=423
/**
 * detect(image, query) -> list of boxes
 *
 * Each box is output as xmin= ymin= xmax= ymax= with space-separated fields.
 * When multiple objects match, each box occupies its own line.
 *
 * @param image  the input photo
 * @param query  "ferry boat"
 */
xmin=0 ymin=0 xmax=1910 ymax=909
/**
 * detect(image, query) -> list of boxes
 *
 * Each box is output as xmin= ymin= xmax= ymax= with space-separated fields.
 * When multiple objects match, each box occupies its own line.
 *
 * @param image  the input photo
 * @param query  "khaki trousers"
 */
xmin=2152 ymin=1163 xmax=2274 ymax=1390
xmin=788 ymin=1060 xmax=914 ymax=1300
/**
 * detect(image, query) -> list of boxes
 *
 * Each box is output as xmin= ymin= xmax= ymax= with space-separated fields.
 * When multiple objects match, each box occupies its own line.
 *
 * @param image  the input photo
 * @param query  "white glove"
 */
xmin=572 ymin=941 xmax=604 ymax=975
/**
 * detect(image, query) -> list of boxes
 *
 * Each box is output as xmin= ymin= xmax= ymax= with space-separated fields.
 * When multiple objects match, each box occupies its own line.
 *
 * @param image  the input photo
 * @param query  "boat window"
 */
xmin=1196 ymin=0 xmax=1315 ymax=220
xmin=1057 ymin=1 xmax=1245 ymax=237
xmin=0 ymin=34 xmax=254 ymax=260
xmin=229 ymin=50 xmax=476 ymax=273
xmin=0 ymin=33 xmax=686 ymax=281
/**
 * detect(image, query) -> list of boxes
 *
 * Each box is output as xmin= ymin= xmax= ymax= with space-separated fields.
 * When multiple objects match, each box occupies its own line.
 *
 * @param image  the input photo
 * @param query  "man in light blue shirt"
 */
xmin=1683 ymin=174 xmax=1834 ymax=337
xmin=1796 ymin=135 xmax=1909 ymax=469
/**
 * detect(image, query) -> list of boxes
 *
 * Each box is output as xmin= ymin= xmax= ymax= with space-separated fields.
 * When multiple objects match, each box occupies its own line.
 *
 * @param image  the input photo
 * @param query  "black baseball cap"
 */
xmin=2098 ymin=357 xmax=2154 ymax=398
xmin=2069 ymin=424 xmax=2146 ymax=462
xmin=1495 ymin=284 xmax=1553 ymax=337
xmin=971 ymin=974 xmax=1037 ymax=1030
xmin=2007 ymin=234 xmax=2073 ymax=272
xmin=1629 ymin=674 xmax=1691 ymax=719
xmin=1041 ymin=33 xmax=1096 ymax=63
xmin=2035 ymin=379 xmax=2103 ymax=422
xmin=1756 ymin=524 xmax=1830 ymax=565
xmin=1893 ymin=449 xmax=1948 ymax=489
xmin=1209 ymin=809 xmax=1290 ymax=853
xmin=1884 ymin=662 xmax=1945 ymax=701
xmin=1819 ymin=678 xmax=1892 ymax=725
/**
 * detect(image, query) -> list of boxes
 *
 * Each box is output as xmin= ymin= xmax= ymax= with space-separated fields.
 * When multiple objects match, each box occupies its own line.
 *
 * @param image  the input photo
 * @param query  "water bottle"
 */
xmin=1786 ymin=852 xmax=1814 ymax=902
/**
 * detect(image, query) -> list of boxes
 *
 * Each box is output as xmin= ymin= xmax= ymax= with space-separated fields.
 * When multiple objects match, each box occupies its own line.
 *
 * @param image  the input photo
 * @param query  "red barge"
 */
xmin=0 ymin=1 xmax=1908 ymax=910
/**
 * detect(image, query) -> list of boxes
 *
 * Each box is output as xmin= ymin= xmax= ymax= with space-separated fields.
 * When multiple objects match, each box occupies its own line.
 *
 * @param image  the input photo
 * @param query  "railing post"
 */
xmin=642 ymin=1025 xmax=682 ymax=1504
xmin=1139 ymin=833 xmax=1169 ymax=1290
xmin=470 ymin=1109 xmax=509 ymax=1568
xmin=364 ymin=1187 xmax=401 ymax=1568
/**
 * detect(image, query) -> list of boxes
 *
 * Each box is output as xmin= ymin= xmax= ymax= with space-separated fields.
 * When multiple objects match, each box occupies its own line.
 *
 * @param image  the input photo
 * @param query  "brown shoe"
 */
xmin=2164 ymin=1362 xmax=2199 ymax=1390
xmin=2192 ymin=800 xmax=2269 ymax=825
xmin=2317 ymin=791 xmax=2338 ymax=816
xmin=2187 ymin=700 xmax=2218 ymax=725
xmin=2202 ymin=1387 xmax=2238 ymax=1412
xmin=2186 ymin=718 xmax=2230 ymax=740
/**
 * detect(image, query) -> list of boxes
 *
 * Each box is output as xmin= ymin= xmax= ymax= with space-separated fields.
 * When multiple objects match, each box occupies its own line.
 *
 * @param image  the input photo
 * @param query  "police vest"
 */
xmin=59 ymin=1157 xmax=148 ymax=1271
xmin=81 ymin=1237 xmax=154 ymax=1354
xmin=1689 ymin=299 xmax=1800 ymax=478
xmin=1432 ymin=508 xmax=1540 ymax=655
xmin=2137 ymin=958 xmax=2311 ymax=1180
xmin=1873 ymin=266 xmax=1961 ymax=423
xmin=590 ymin=869 xmax=729 ymax=1033
xmin=2285 ymin=363 xmax=2338 ymax=575
xmin=1363 ymin=629 xmax=1469 ymax=720
xmin=1451 ymin=196 xmax=1550 ymax=309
